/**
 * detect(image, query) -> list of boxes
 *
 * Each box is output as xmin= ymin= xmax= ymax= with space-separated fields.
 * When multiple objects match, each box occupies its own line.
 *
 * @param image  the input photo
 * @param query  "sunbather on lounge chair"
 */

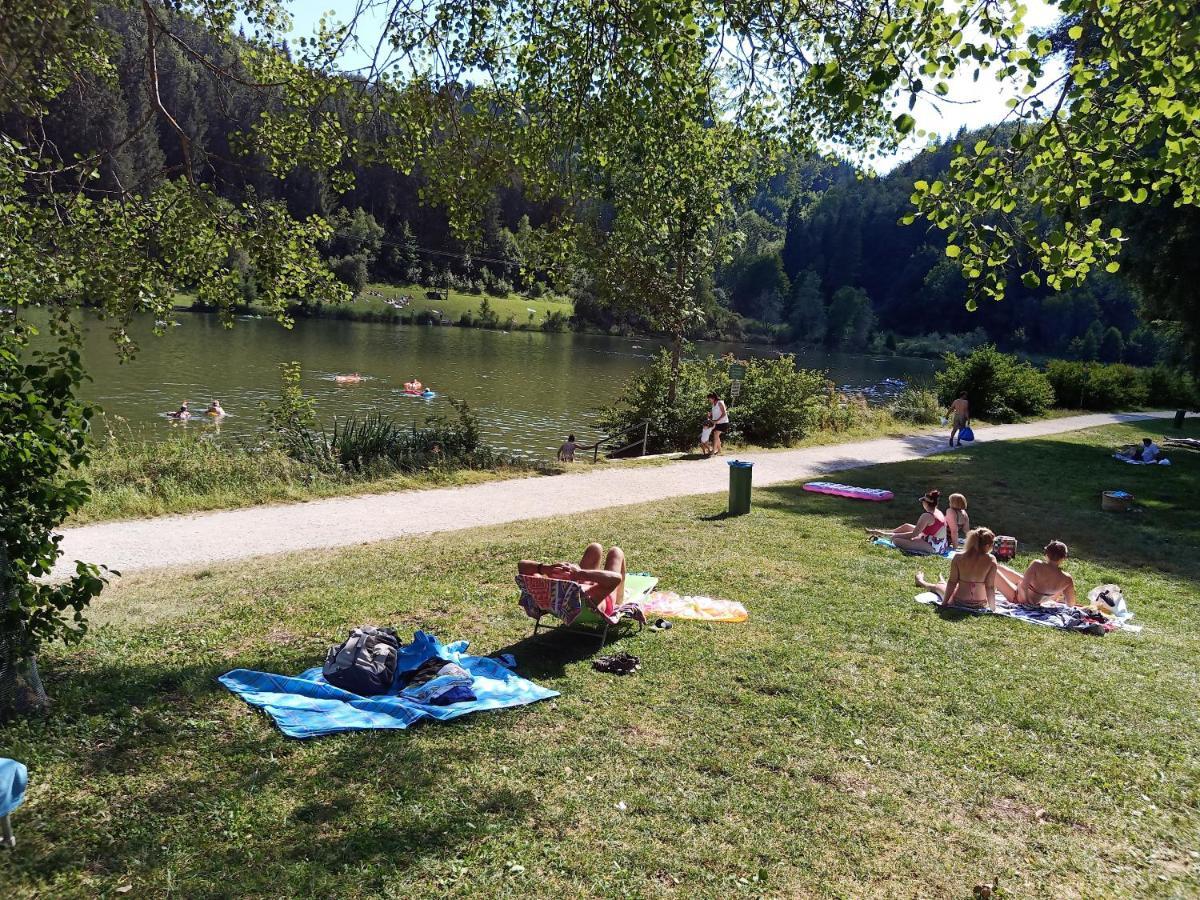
xmin=914 ymin=527 xmax=998 ymax=610
xmin=519 ymin=543 xmax=627 ymax=605
xmin=995 ymin=540 xmax=1077 ymax=607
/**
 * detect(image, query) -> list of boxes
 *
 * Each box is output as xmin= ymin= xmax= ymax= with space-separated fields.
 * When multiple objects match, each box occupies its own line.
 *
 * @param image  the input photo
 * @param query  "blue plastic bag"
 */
xmin=959 ymin=426 xmax=975 ymax=442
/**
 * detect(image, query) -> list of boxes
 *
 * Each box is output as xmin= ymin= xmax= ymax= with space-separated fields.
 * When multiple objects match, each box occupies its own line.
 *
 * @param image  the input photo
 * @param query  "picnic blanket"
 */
xmin=0 ymin=759 xmax=27 ymax=818
xmin=873 ymin=537 xmax=956 ymax=558
xmin=219 ymin=631 xmax=558 ymax=739
xmin=913 ymin=592 xmax=1142 ymax=634
xmin=640 ymin=591 xmax=748 ymax=622
xmin=1113 ymin=453 xmax=1171 ymax=466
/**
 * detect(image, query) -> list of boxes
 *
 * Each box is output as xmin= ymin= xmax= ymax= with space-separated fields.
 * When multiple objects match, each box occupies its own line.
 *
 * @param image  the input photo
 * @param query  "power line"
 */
xmin=332 ymin=227 xmax=525 ymax=269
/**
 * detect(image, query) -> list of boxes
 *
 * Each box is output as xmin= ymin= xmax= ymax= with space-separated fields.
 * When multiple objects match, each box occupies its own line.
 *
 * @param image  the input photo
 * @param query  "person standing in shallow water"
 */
xmin=706 ymin=392 xmax=730 ymax=456
xmin=947 ymin=392 xmax=969 ymax=447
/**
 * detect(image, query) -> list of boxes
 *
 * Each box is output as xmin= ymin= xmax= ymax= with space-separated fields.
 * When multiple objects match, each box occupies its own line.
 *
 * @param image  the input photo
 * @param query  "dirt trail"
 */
xmin=54 ymin=411 xmax=1169 ymax=578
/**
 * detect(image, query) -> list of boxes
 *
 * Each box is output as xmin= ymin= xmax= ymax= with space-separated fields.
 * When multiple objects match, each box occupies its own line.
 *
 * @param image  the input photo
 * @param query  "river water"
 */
xmin=67 ymin=313 xmax=936 ymax=457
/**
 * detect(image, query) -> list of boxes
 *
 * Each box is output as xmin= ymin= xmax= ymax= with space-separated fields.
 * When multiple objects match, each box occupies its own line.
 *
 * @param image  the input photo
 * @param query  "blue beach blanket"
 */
xmin=872 ymin=537 xmax=956 ymax=558
xmin=219 ymin=631 xmax=558 ymax=739
xmin=913 ymin=592 xmax=1141 ymax=633
xmin=0 ymin=759 xmax=28 ymax=817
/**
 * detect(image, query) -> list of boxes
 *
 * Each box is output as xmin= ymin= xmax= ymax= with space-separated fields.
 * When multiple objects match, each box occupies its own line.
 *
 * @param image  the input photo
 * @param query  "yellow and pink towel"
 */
xmin=639 ymin=591 xmax=748 ymax=623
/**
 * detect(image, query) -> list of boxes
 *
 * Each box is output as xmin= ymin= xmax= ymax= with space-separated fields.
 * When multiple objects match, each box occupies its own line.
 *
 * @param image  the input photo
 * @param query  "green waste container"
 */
xmin=727 ymin=460 xmax=753 ymax=516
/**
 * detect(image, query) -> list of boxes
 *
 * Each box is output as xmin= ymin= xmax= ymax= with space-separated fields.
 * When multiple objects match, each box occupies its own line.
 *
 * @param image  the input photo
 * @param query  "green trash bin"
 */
xmin=727 ymin=460 xmax=753 ymax=516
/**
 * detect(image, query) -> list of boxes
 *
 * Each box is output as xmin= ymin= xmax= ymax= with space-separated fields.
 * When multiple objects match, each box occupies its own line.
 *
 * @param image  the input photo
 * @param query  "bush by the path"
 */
xmin=1045 ymin=361 xmax=1148 ymax=411
xmin=890 ymin=387 xmax=942 ymax=424
xmin=936 ymin=345 xmax=1054 ymax=422
xmin=598 ymin=350 xmax=867 ymax=452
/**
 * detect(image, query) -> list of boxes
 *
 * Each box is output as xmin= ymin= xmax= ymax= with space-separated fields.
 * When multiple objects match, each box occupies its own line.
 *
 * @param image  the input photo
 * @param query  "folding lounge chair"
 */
xmin=515 ymin=573 xmax=655 ymax=646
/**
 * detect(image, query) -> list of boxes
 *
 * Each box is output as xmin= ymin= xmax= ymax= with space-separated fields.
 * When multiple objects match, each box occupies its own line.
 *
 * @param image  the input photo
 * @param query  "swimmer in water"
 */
xmin=171 ymin=400 xmax=191 ymax=420
xmin=206 ymin=399 xmax=225 ymax=417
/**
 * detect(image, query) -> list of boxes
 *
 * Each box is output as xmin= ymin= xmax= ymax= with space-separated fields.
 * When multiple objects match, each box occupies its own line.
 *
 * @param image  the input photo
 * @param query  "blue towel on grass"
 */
xmin=1 ymin=759 xmax=28 ymax=817
xmin=872 ymin=537 xmax=956 ymax=558
xmin=219 ymin=630 xmax=558 ymax=739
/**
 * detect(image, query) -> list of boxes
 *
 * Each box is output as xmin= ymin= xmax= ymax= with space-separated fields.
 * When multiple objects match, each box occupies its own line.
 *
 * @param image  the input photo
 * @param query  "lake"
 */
xmin=64 ymin=313 xmax=937 ymax=457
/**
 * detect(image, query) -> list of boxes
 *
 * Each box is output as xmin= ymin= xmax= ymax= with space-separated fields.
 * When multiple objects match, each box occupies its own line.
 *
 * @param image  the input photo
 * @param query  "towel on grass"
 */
xmin=873 ymin=537 xmax=956 ymax=558
xmin=0 ymin=759 xmax=28 ymax=817
xmin=640 ymin=591 xmax=748 ymax=622
xmin=1113 ymin=453 xmax=1171 ymax=466
xmin=220 ymin=630 xmax=558 ymax=739
xmin=913 ymin=592 xmax=1141 ymax=634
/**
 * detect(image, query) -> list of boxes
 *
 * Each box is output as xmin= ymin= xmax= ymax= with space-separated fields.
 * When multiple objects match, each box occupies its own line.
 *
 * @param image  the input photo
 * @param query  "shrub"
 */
xmin=1142 ymin=365 xmax=1198 ymax=409
xmin=597 ymin=351 xmax=833 ymax=452
xmin=891 ymin=387 xmax=942 ymax=424
xmin=734 ymin=357 xmax=828 ymax=445
xmin=541 ymin=310 xmax=569 ymax=332
xmin=936 ymin=345 xmax=1054 ymax=422
xmin=2 ymin=332 xmax=107 ymax=713
xmin=1045 ymin=360 xmax=1148 ymax=411
xmin=283 ymin=402 xmax=490 ymax=475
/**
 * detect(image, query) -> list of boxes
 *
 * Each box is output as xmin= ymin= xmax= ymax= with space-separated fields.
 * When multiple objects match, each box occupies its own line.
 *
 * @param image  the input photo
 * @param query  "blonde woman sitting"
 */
xmin=995 ymin=540 xmax=1077 ymax=607
xmin=915 ymin=527 xmax=998 ymax=611
xmin=946 ymin=493 xmax=970 ymax=546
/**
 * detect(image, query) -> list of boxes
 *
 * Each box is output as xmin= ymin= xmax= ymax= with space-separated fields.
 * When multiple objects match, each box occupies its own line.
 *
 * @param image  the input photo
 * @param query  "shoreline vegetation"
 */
xmin=10 ymin=420 xmax=1200 ymax=897
xmin=72 ymin=346 xmax=1194 ymax=525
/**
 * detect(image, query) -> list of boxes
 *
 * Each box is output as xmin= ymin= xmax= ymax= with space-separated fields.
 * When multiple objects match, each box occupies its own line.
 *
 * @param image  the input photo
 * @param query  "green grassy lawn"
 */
xmin=311 ymin=282 xmax=574 ymax=327
xmin=4 ymin=419 xmax=1199 ymax=897
xmin=176 ymin=283 xmax=574 ymax=327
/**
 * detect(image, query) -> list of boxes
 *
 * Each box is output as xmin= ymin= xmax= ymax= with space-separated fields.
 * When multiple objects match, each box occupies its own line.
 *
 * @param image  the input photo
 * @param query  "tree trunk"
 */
xmin=667 ymin=331 xmax=682 ymax=406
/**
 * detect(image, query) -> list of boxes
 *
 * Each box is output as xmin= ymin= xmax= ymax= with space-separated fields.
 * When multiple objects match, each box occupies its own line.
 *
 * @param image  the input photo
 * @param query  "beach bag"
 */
xmin=959 ymin=426 xmax=975 ymax=442
xmin=993 ymin=535 xmax=1018 ymax=561
xmin=323 ymin=626 xmax=401 ymax=696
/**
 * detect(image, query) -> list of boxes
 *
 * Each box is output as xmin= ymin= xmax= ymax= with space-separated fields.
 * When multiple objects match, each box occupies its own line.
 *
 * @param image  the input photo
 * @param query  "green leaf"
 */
xmin=1021 ymin=271 xmax=1041 ymax=288
xmin=1068 ymin=25 xmax=1084 ymax=40
xmin=945 ymin=244 xmax=961 ymax=258
xmin=894 ymin=113 xmax=916 ymax=134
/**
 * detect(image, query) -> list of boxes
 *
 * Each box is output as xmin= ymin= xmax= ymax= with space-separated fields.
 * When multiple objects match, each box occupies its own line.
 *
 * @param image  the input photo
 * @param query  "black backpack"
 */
xmin=322 ymin=626 xmax=401 ymax=696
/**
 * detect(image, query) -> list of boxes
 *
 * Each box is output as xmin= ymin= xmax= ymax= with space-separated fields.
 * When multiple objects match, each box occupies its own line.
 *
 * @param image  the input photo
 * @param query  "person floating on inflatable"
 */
xmin=404 ymin=377 xmax=424 ymax=393
xmin=334 ymin=373 xmax=363 ymax=384
xmin=206 ymin=399 xmax=226 ymax=417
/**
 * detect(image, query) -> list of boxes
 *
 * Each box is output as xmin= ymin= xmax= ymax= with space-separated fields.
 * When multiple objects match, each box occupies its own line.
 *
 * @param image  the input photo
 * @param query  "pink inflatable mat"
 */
xmin=802 ymin=482 xmax=894 ymax=502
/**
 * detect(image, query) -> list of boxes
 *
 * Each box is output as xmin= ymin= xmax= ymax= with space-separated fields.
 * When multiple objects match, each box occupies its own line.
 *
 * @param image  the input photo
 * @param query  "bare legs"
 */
xmin=994 ymin=563 xmax=1023 ymax=603
xmin=712 ymin=427 xmax=723 ymax=456
xmin=580 ymin=542 xmax=626 ymax=603
xmin=915 ymin=569 xmax=946 ymax=599
xmin=866 ymin=522 xmax=917 ymax=538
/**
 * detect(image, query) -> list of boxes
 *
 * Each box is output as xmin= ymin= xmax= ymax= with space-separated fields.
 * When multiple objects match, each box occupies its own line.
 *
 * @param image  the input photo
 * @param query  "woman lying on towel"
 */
xmin=995 ymin=540 xmax=1078 ymax=607
xmin=915 ymin=527 xmax=998 ymax=610
xmin=518 ymin=543 xmax=627 ymax=604
xmin=867 ymin=489 xmax=949 ymax=554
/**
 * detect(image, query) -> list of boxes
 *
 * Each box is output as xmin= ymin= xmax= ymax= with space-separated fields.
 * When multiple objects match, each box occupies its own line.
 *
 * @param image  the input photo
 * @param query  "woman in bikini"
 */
xmin=518 ymin=543 xmax=627 ymax=606
xmin=915 ymin=527 xmax=998 ymax=610
xmin=946 ymin=493 xmax=970 ymax=546
xmin=867 ymin=489 xmax=949 ymax=555
xmin=995 ymin=540 xmax=1077 ymax=607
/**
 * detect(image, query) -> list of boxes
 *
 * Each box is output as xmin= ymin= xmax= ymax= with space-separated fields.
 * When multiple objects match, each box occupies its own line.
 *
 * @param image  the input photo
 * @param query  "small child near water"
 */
xmin=558 ymin=434 xmax=578 ymax=462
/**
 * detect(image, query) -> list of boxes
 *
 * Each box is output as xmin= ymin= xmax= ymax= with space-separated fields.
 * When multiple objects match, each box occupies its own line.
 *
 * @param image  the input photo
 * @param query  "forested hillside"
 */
xmin=24 ymin=7 xmax=1172 ymax=361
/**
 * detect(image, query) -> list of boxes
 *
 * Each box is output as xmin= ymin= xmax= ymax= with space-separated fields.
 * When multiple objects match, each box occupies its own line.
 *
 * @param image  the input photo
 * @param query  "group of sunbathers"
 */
xmin=867 ymin=488 xmax=1077 ymax=612
xmin=866 ymin=488 xmax=969 ymax=555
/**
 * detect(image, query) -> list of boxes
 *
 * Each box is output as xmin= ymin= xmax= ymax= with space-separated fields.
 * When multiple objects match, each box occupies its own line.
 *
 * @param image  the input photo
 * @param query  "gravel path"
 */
xmin=54 ymin=411 xmax=1169 ymax=578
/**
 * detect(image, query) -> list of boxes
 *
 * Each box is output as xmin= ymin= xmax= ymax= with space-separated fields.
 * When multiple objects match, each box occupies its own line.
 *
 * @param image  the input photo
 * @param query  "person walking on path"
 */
xmin=706 ymin=392 xmax=730 ymax=456
xmin=947 ymin=392 xmax=970 ymax=447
